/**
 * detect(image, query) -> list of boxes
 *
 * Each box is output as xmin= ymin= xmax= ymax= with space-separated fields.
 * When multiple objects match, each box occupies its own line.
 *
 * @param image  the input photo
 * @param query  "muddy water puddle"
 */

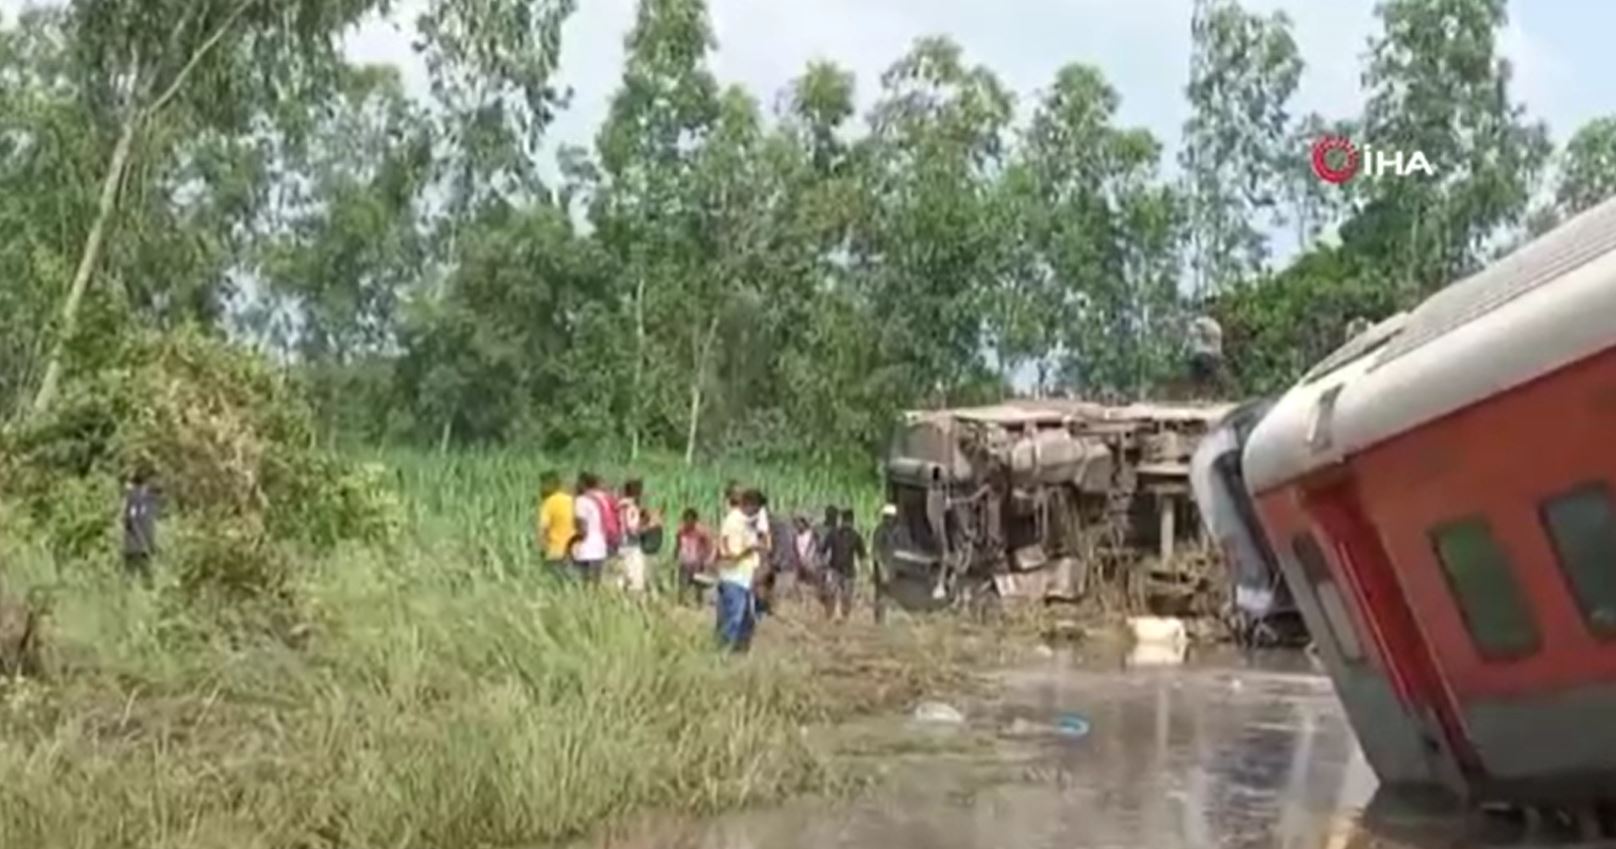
xmin=607 ymin=646 xmax=1484 ymax=849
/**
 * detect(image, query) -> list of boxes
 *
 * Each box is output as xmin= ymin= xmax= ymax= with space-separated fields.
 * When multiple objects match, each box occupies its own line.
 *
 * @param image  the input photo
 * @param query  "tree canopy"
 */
xmin=1 ymin=0 xmax=1602 ymax=462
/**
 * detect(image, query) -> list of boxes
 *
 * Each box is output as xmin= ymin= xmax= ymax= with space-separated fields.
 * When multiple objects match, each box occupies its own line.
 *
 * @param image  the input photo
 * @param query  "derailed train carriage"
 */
xmin=1189 ymin=397 xmax=1310 ymax=647
xmin=880 ymin=399 xmax=1233 ymax=613
xmin=1224 ymin=194 xmax=1616 ymax=826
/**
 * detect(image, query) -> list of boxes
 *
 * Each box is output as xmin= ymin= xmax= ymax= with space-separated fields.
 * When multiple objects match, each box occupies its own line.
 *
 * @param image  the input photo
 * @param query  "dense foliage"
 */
xmin=1 ymin=328 xmax=400 ymax=603
xmin=1 ymin=0 xmax=1606 ymax=460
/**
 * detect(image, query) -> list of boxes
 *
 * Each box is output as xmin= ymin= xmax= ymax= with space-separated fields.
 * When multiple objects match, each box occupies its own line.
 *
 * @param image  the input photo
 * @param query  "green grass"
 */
xmin=380 ymin=447 xmax=885 ymax=569
xmin=0 ymin=449 xmax=973 ymax=849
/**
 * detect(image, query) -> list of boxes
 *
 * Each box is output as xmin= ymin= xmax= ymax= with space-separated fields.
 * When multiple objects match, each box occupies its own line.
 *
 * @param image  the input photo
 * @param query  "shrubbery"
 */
xmin=1 ymin=327 xmax=401 ymax=606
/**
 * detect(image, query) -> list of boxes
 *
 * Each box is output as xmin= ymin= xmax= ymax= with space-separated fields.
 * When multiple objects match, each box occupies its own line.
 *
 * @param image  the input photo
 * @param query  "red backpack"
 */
xmin=590 ymin=490 xmax=623 ymax=552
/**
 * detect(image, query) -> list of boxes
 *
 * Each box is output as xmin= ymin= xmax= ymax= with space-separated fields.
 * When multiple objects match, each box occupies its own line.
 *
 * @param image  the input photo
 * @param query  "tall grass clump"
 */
xmin=0 ymin=544 xmax=830 ymax=849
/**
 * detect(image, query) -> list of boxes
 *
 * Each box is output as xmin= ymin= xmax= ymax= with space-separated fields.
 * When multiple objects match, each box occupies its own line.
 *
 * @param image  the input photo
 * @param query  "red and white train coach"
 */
xmin=1240 ymin=195 xmax=1616 ymax=808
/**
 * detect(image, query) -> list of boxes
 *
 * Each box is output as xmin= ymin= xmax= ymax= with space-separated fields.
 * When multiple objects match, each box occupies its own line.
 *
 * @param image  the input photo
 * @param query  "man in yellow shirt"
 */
xmin=537 ymin=471 xmax=576 ymax=576
xmin=716 ymin=489 xmax=762 ymax=651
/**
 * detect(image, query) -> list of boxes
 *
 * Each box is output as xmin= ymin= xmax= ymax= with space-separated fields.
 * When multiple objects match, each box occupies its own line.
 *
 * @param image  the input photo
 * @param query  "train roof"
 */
xmin=903 ymin=398 xmax=1235 ymax=427
xmin=1244 ymin=194 xmax=1616 ymax=494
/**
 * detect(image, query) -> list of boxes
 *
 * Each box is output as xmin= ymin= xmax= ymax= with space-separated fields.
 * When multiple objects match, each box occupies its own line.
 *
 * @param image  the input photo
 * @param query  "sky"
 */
xmin=332 ymin=0 xmax=1615 ymax=174
xmin=3 ymin=0 xmax=1612 ymax=173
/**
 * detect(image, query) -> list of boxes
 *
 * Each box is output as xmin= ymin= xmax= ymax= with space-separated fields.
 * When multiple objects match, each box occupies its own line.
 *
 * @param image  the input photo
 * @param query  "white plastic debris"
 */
xmin=912 ymin=701 xmax=966 ymax=724
xmin=1126 ymin=616 xmax=1189 ymax=667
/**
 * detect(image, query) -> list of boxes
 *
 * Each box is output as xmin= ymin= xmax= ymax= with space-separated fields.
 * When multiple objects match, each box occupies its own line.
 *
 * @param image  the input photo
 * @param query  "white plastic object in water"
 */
xmin=1126 ymin=616 xmax=1189 ymax=667
xmin=912 ymin=701 xmax=966 ymax=724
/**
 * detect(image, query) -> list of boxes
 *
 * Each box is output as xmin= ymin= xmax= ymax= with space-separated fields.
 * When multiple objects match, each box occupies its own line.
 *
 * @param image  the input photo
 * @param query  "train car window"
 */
xmin=1429 ymin=518 xmax=1541 ymax=660
xmin=1540 ymin=483 xmax=1616 ymax=639
xmin=1291 ymin=533 xmax=1365 ymax=664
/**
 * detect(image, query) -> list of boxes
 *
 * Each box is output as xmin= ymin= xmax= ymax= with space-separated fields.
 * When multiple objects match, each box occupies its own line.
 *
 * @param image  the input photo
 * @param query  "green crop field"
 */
xmin=383 ymin=447 xmax=886 ymax=570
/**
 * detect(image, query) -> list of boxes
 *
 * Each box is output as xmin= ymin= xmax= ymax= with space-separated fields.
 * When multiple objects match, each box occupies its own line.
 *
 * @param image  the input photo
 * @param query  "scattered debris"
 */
xmin=912 ymin=701 xmax=966 ymax=724
xmin=1127 ymin=615 xmax=1189 ymax=667
xmin=1056 ymin=712 xmax=1092 ymax=738
xmin=1128 ymin=615 xmax=1188 ymax=645
xmin=1001 ymin=712 xmax=1092 ymax=741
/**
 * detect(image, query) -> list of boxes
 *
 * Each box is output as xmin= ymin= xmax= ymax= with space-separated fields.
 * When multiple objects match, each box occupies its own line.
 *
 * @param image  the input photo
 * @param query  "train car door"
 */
xmin=1303 ymin=477 xmax=1482 ymax=790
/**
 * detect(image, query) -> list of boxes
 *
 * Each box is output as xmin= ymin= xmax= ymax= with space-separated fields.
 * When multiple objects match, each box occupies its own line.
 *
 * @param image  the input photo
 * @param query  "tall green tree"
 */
xmin=1555 ymin=116 xmax=1616 ymax=218
xmin=1346 ymin=0 xmax=1550 ymax=301
xmin=253 ymin=65 xmax=433 ymax=365
xmin=1180 ymin=0 xmax=1303 ymax=297
xmin=1004 ymin=64 xmax=1178 ymax=395
xmin=28 ymin=0 xmax=390 ymax=416
xmin=674 ymin=88 xmax=793 ymax=462
xmin=766 ymin=62 xmax=896 ymax=459
xmin=862 ymin=36 xmax=1015 ymax=406
xmin=0 ymin=9 xmax=96 ymax=417
xmin=416 ymin=0 xmax=577 ymax=221
xmin=593 ymin=0 xmax=721 ymax=459
xmin=394 ymin=206 xmax=613 ymax=447
xmin=368 ymin=0 xmax=581 ymax=445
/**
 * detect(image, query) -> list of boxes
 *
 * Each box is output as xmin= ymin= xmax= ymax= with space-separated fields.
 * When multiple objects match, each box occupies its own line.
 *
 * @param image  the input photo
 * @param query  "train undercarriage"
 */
xmin=880 ymin=399 xmax=1234 ymax=617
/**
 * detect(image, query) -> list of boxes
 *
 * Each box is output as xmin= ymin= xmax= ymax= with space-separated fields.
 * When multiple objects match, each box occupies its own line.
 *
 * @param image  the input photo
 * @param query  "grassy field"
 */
xmin=0 ymin=449 xmax=994 ymax=849
xmin=382 ymin=448 xmax=886 ymax=571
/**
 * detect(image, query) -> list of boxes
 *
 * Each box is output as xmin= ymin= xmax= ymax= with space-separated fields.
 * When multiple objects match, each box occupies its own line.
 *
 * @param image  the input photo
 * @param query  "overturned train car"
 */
xmin=1237 ymin=194 xmax=1616 ymax=819
xmin=1189 ymin=397 xmax=1309 ymax=648
xmin=881 ymin=399 xmax=1233 ymax=614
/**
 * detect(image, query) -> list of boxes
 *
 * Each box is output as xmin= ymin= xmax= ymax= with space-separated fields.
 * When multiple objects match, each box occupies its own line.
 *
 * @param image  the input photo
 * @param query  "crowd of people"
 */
xmin=536 ymin=473 xmax=899 ymax=651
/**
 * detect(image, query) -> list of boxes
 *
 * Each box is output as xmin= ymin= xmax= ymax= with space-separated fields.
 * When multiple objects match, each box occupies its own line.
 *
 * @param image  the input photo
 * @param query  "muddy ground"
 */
xmin=589 ymin=640 xmax=1528 ymax=849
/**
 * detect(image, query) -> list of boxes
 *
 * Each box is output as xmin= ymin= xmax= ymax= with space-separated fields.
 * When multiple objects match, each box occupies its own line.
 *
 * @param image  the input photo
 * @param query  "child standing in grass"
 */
xmin=675 ymin=508 xmax=715 ymax=605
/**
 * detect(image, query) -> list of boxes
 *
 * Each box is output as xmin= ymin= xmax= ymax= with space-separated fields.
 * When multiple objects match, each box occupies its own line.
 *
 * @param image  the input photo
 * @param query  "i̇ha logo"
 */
xmin=1310 ymin=135 xmax=1435 ymax=184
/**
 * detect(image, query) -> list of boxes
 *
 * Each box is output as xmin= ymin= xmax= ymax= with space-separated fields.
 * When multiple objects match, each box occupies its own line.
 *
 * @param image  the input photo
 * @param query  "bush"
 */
xmin=0 ymin=327 xmax=401 ymax=602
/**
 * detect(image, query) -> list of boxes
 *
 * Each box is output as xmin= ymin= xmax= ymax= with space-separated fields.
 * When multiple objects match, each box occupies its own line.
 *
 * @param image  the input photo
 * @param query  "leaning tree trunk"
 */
xmin=30 ymin=113 xmax=140 ymax=416
xmin=683 ymin=313 xmax=721 ymax=466
xmin=30 ymin=0 xmax=253 ymax=418
xmin=629 ymin=270 xmax=647 ymax=460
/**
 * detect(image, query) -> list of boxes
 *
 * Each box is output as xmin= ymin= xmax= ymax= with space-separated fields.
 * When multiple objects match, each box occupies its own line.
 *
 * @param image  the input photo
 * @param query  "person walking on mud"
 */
xmin=750 ymin=491 xmax=775 ymax=617
xmin=792 ymin=514 xmax=817 ymax=603
xmin=716 ymin=489 xmax=763 ymax=652
xmin=812 ymin=506 xmax=837 ymax=587
xmin=822 ymin=508 xmax=865 ymax=622
xmin=871 ymin=504 xmax=901 ymax=625
xmin=121 ymin=466 xmax=160 ymax=585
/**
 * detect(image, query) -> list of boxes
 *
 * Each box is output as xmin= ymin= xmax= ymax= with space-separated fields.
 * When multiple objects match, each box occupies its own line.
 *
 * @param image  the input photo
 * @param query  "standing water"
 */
xmin=599 ymin=646 xmax=1476 ymax=849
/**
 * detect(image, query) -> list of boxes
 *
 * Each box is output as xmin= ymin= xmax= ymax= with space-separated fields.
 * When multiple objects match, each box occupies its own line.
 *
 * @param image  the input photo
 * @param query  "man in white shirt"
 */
xmin=716 ymin=489 xmax=762 ymax=651
xmin=571 ymin=472 xmax=609 ymax=583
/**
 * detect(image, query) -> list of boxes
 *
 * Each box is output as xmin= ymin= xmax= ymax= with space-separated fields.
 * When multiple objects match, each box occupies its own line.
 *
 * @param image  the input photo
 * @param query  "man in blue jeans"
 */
xmin=716 ymin=489 xmax=763 ymax=651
